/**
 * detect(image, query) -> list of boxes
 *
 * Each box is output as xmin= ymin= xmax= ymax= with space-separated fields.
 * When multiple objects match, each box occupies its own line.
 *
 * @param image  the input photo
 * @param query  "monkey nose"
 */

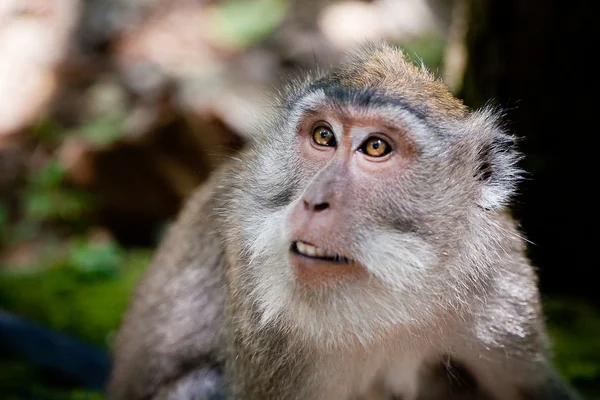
xmin=303 ymin=200 xmax=329 ymax=212
xmin=301 ymin=182 xmax=336 ymax=213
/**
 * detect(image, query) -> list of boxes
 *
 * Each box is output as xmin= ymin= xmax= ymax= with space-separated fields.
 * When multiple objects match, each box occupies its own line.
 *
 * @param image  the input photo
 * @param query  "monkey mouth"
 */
xmin=291 ymin=241 xmax=352 ymax=263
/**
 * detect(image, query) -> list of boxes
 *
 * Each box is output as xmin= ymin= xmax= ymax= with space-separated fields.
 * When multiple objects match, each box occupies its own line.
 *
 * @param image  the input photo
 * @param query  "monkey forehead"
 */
xmin=286 ymin=43 xmax=467 ymax=123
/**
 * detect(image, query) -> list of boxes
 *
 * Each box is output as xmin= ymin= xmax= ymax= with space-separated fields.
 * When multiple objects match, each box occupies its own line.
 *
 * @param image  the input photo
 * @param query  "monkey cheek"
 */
xmin=288 ymin=252 xmax=368 ymax=286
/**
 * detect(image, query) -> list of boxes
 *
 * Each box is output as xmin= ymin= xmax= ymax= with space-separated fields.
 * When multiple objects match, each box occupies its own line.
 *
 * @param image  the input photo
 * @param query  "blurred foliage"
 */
xmin=23 ymin=160 xmax=94 ymax=225
xmin=546 ymin=299 xmax=600 ymax=396
xmin=0 ymin=203 xmax=8 ymax=226
xmin=1 ymin=157 xmax=94 ymax=248
xmin=67 ymin=117 xmax=124 ymax=147
xmin=0 ymin=241 xmax=150 ymax=399
xmin=398 ymin=34 xmax=447 ymax=76
xmin=209 ymin=0 xmax=288 ymax=48
xmin=30 ymin=118 xmax=68 ymax=146
xmin=0 ymin=245 xmax=151 ymax=347
xmin=0 ymin=112 xmax=126 ymax=247
xmin=1 ymin=113 xmax=142 ymax=397
xmin=31 ymin=114 xmax=125 ymax=148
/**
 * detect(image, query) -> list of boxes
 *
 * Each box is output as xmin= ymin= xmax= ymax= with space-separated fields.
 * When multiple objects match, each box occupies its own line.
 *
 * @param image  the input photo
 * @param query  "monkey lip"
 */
xmin=290 ymin=241 xmax=352 ymax=263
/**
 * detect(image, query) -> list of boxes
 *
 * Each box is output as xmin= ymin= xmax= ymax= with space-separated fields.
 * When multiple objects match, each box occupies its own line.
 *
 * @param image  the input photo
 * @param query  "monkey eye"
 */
xmin=312 ymin=125 xmax=336 ymax=147
xmin=360 ymin=137 xmax=391 ymax=157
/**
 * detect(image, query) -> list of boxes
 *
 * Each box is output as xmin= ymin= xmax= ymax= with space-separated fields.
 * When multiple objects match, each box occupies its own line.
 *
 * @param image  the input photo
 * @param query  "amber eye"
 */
xmin=360 ymin=137 xmax=391 ymax=157
xmin=312 ymin=126 xmax=336 ymax=147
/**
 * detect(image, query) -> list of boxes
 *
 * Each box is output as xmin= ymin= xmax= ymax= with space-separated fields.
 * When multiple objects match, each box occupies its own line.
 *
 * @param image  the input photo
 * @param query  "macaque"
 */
xmin=109 ymin=43 xmax=580 ymax=400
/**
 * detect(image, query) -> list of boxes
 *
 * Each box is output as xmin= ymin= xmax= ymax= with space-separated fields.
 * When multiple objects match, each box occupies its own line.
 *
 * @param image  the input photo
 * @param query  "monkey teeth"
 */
xmin=292 ymin=241 xmax=350 ymax=263
xmin=296 ymin=241 xmax=326 ymax=258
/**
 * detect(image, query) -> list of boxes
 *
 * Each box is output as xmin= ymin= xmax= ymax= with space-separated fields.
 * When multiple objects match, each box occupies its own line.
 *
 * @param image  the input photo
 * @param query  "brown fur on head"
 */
xmin=220 ymin=42 xmax=521 ymax=348
xmin=306 ymin=43 xmax=468 ymax=120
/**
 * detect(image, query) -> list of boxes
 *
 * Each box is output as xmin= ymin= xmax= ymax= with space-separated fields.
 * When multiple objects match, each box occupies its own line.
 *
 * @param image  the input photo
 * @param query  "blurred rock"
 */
xmin=318 ymin=0 xmax=440 ymax=50
xmin=0 ymin=0 xmax=80 ymax=137
xmin=57 ymin=137 xmax=95 ymax=186
xmin=0 ymin=141 xmax=24 ymax=187
xmin=58 ymin=111 xmax=244 ymax=246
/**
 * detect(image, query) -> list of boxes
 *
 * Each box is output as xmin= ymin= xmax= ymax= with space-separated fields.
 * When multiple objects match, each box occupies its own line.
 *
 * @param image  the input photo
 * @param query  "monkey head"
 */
xmin=222 ymin=43 xmax=521 ymax=347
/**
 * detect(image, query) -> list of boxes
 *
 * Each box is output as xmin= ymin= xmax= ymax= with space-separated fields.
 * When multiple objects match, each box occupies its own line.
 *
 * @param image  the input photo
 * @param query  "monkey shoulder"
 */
xmin=109 ymin=173 xmax=229 ymax=400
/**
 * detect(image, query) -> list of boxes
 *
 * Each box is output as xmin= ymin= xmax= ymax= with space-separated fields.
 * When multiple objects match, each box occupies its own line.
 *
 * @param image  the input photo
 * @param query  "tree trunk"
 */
xmin=461 ymin=0 xmax=597 ymax=298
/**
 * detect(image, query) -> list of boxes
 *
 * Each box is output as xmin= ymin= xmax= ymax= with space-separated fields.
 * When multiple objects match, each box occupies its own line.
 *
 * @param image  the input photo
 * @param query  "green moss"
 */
xmin=0 ymin=235 xmax=150 ymax=397
xmin=0 ymin=247 xmax=151 ymax=347
xmin=21 ymin=160 xmax=96 ymax=226
xmin=545 ymin=297 xmax=600 ymax=395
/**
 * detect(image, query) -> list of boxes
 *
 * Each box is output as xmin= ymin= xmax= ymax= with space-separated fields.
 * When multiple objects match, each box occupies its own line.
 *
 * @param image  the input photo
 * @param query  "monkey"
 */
xmin=108 ymin=43 xmax=581 ymax=400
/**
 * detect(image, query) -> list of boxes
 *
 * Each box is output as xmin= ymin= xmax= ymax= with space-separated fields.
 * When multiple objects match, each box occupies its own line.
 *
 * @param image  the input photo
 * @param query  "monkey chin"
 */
xmin=289 ymin=241 xmax=369 ymax=286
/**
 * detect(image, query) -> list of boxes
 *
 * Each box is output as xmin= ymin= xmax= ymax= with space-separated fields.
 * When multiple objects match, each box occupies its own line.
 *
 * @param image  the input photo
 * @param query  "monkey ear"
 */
xmin=465 ymin=109 xmax=522 ymax=210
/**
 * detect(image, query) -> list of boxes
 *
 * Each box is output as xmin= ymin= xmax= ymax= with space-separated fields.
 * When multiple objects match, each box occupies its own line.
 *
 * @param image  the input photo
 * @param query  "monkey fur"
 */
xmin=109 ymin=43 xmax=580 ymax=400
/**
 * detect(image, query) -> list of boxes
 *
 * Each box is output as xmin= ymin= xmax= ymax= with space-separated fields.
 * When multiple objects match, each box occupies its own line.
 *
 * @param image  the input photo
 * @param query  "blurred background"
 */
xmin=0 ymin=0 xmax=598 ymax=398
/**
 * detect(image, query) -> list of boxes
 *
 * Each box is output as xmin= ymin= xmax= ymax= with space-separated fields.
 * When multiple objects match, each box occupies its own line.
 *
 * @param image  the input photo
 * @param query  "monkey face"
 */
xmin=285 ymin=105 xmax=425 ymax=287
xmin=226 ymin=44 xmax=520 ymax=345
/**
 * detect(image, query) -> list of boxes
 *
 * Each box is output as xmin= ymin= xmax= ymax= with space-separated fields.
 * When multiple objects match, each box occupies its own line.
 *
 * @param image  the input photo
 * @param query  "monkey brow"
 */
xmin=303 ymin=81 xmax=432 ymax=127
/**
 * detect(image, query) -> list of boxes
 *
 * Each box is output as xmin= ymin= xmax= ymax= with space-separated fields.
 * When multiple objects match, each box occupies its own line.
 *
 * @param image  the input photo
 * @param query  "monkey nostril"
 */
xmin=302 ymin=200 xmax=329 ymax=212
xmin=313 ymin=202 xmax=329 ymax=212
